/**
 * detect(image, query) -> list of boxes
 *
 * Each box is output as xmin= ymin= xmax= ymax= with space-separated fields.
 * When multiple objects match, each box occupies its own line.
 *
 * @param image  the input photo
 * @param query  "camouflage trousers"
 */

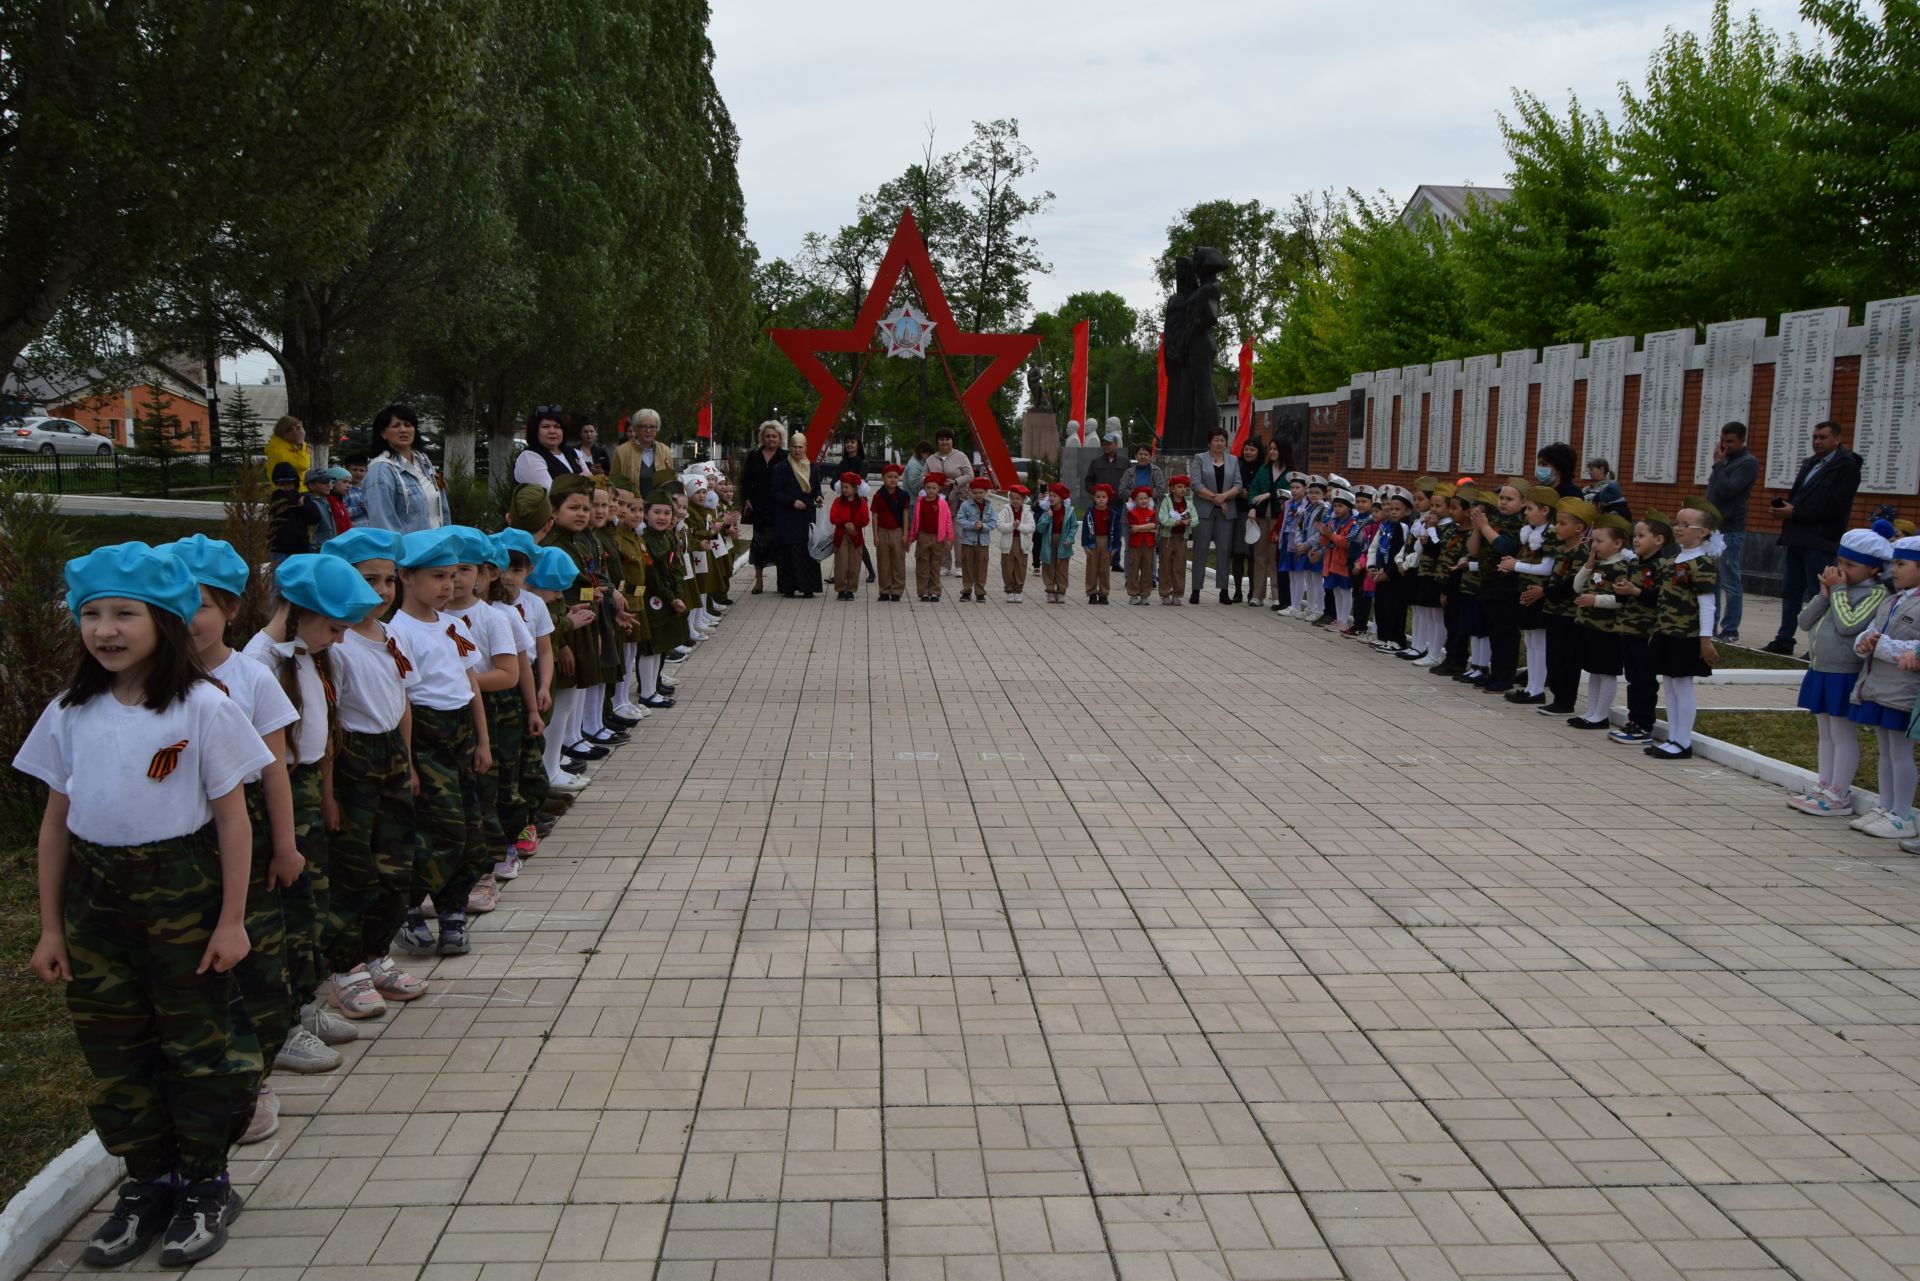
xmin=410 ymin=704 xmax=482 ymax=916
xmin=519 ymin=703 xmax=550 ymax=825
xmin=232 ymin=782 xmax=292 ymax=1072
xmin=65 ymin=827 xmax=262 ymax=1181
xmin=330 ymin=728 xmax=414 ymax=966
xmin=278 ymin=763 xmax=327 ymax=1007
xmin=481 ymin=690 xmax=523 ymax=859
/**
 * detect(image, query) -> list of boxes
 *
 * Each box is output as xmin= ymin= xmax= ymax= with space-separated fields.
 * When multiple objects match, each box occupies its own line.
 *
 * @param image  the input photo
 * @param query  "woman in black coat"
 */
xmin=740 ymin=420 xmax=787 ymax=593
xmin=768 ymin=431 xmax=826 ymax=597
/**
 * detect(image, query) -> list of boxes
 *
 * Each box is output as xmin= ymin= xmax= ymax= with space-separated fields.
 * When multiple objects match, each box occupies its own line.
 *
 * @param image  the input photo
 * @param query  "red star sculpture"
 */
xmin=769 ymin=209 xmax=1040 ymax=487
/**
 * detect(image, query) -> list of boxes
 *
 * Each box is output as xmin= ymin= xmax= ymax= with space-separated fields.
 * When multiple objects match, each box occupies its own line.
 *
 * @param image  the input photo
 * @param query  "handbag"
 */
xmin=1243 ymin=517 xmax=1261 ymax=545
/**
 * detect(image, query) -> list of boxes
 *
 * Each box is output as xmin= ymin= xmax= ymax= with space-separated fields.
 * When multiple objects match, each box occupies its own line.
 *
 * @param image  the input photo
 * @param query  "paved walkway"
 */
xmin=33 ymin=582 xmax=1920 ymax=1281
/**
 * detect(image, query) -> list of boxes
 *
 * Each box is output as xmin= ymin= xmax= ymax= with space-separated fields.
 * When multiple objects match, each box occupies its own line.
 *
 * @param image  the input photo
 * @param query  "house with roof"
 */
xmin=4 ymin=361 xmax=212 ymax=448
xmin=1399 ymin=183 xmax=1512 ymax=230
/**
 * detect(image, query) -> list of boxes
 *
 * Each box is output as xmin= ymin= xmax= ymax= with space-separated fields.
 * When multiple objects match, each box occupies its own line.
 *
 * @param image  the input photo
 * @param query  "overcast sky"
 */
xmin=712 ymin=0 xmax=1810 ymax=323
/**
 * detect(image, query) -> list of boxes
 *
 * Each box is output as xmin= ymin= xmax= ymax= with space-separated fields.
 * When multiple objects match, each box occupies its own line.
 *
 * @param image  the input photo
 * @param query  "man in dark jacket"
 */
xmin=1765 ymin=420 xmax=1863 ymax=654
xmin=1082 ymin=426 xmax=1132 ymax=508
xmin=1705 ymin=421 xmax=1759 ymax=643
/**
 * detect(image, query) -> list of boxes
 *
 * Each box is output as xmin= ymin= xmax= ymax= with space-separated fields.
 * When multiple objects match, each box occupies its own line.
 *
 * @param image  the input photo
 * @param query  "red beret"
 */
xmin=969 ymin=476 xmax=990 ymax=489
xmin=1132 ymin=485 xmax=1153 ymax=498
xmin=1048 ymin=482 xmax=1071 ymax=499
xmin=1092 ymin=483 xmax=1115 ymax=497
xmin=924 ymin=471 xmax=947 ymax=485
xmin=839 ymin=471 xmax=862 ymax=486
xmin=882 ymin=462 xmax=904 ymax=476
xmin=1169 ymin=474 xmax=1191 ymax=487
xmin=1009 ymin=484 xmax=1030 ymax=497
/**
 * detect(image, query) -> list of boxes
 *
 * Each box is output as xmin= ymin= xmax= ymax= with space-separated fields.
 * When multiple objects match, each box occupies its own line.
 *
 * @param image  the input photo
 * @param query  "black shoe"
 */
xmin=1760 ymin=638 xmax=1796 ymax=655
xmin=85 ymin=1180 xmax=177 ymax=1267
xmin=561 ymin=759 xmax=588 ymax=775
xmin=1313 ymin=612 xmax=1336 ymax=626
xmin=867 ymin=571 xmax=876 ymax=583
xmin=589 ymin=730 xmax=629 ymax=746
xmin=1397 ymin=649 xmax=1427 ymax=661
xmin=800 ymin=592 xmax=816 ymax=599
xmin=1479 ymin=683 xmax=1514 ymax=694
xmin=156 ymin=1179 xmax=242 ymax=1269
xmin=1646 ymin=742 xmax=1693 ymax=760
xmin=565 ymin=743 xmax=610 ymax=761
xmin=1219 ymin=590 xmax=1232 ymax=604
xmin=437 ymin=918 xmax=470 ymax=956
xmin=1430 ymin=662 xmax=1464 ymax=677
xmin=1189 ymin=592 xmax=1201 ymax=604
xmin=605 ymin=713 xmax=640 ymax=730
xmin=1270 ymin=604 xmax=1286 ymax=613
xmin=535 ymin=817 xmax=556 ymax=838
xmin=1505 ymin=690 xmax=1546 ymax=704
xmin=1537 ymin=702 xmax=1574 ymax=715
xmin=639 ymin=694 xmax=675 ymax=709
xmin=1567 ymin=716 xmax=1610 ymax=729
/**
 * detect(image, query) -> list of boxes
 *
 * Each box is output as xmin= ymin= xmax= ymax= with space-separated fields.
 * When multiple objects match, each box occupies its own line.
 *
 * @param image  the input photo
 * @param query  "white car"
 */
xmin=0 ymin=416 xmax=115 ymax=456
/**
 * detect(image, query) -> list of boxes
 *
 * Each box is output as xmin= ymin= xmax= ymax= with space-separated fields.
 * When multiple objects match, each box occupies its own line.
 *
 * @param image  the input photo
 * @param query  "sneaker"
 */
xmin=549 ymin=771 xmax=590 ymax=793
xmin=397 ymin=908 xmax=435 ymax=952
xmin=1901 ymin=834 xmax=1920 ymax=855
xmin=494 ymin=853 xmax=522 ymax=881
xmin=156 ymin=1179 xmax=242 ymax=1268
xmin=1850 ymin=806 xmax=1890 ymax=832
xmin=238 ymin=1085 xmax=280 ymax=1144
xmin=275 ymin=1026 xmax=341 ymax=1073
xmin=1789 ymin=786 xmax=1853 ymax=817
xmin=438 ymin=918 xmax=471 ymax=956
xmin=368 ymin=956 xmax=427 ymax=1001
xmin=467 ymin=876 xmax=500 ymax=914
xmin=535 ymin=815 xmax=557 ymax=837
xmin=1858 ymin=810 xmax=1917 ymax=840
xmin=1608 ymin=724 xmax=1652 ymax=744
xmin=1760 ymin=638 xmax=1796 ymax=655
xmin=302 ymin=1000 xmax=357 ymax=1045
xmin=1715 ymin=631 xmax=1740 ymax=645
xmin=514 ymin=824 xmax=540 ymax=855
xmin=1414 ymin=654 xmax=1443 ymax=668
xmin=328 ymin=968 xmax=386 ymax=1020
xmin=83 ymin=1180 xmax=176 ymax=1267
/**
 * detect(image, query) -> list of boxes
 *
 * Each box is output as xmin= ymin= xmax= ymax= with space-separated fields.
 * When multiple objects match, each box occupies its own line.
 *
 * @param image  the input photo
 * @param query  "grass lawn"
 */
xmin=1694 ymin=708 xmax=1883 ymax=792
xmin=62 ymin=513 xmax=226 ymax=553
xmin=0 ymin=843 xmax=95 ymax=1206
xmin=1713 ymin=641 xmax=1810 ymax=672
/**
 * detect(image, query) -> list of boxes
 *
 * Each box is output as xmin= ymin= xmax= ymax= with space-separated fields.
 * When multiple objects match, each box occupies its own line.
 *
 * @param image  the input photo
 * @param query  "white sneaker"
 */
xmin=274 ymin=1026 xmax=342 ymax=1074
xmin=1859 ymin=810 xmax=1917 ymax=840
xmin=548 ymin=772 xmax=590 ymax=794
xmin=238 ymin=1085 xmax=279 ymax=1144
xmin=1414 ymin=654 xmax=1443 ymax=668
xmin=1788 ymin=786 xmax=1852 ymax=818
xmin=302 ymin=1000 xmax=357 ymax=1045
xmin=1850 ymin=806 xmax=1890 ymax=832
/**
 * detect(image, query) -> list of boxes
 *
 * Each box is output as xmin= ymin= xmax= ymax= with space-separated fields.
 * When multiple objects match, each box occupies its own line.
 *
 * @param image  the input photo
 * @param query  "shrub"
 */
xmin=0 ymin=483 xmax=79 ymax=840
xmin=223 ymin=463 xmax=275 ymax=642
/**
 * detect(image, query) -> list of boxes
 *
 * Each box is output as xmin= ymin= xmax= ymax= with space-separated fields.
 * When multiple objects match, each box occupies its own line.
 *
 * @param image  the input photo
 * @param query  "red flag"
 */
xmin=696 ymin=400 xmax=712 ymax=440
xmin=1069 ymin=318 xmax=1090 ymax=443
xmin=1233 ymin=339 xmax=1254 ymax=453
xmin=1154 ymin=332 xmax=1167 ymax=445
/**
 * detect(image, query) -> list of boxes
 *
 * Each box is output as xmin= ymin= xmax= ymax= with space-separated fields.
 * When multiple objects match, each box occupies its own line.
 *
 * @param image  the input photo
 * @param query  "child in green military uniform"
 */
xmin=542 ymin=474 xmax=611 ymax=783
xmin=581 ymin=484 xmax=634 ymax=749
xmin=637 ymin=489 xmax=691 ymax=707
xmin=1568 ymin=512 xmax=1637 ymax=729
xmin=1643 ymin=500 xmax=1722 ymax=760
xmin=609 ymin=478 xmax=654 ymax=720
xmin=1609 ymin=512 xmax=1669 ymax=745
xmin=17 ymin=543 xmax=271 ymax=1267
xmin=1469 ymin=479 xmax=1528 ymax=693
xmin=1536 ymin=496 xmax=1596 ymax=714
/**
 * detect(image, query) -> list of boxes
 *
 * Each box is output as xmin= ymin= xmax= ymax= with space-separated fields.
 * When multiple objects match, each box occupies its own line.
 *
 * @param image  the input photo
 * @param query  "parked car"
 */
xmin=0 ymin=416 xmax=114 ymax=456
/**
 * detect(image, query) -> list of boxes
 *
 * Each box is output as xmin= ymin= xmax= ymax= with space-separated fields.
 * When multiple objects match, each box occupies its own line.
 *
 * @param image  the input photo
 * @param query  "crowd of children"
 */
xmin=13 ymin=458 xmax=738 ymax=1269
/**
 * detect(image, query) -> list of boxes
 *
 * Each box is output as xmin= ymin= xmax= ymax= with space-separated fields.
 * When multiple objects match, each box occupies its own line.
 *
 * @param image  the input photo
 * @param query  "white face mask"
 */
xmin=1038 ymin=496 xmax=1050 ymax=510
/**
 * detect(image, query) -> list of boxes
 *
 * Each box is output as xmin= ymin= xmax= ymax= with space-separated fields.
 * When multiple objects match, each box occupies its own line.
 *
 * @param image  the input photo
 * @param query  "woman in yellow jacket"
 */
xmin=264 ymin=415 xmax=311 ymax=490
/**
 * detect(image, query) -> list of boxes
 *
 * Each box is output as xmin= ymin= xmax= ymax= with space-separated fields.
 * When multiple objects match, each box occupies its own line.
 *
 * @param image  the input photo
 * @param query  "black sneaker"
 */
xmin=84 ymin=1180 xmax=177 ymax=1267
xmin=156 ymin=1179 xmax=241 ymax=1269
xmin=1608 ymin=723 xmax=1652 ymax=744
xmin=1760 ymin=638 xmax=1796 ymax=655
xmin=437 ymin=918 xmax=470 ymax=956
xmin=535 ymin=816 xmax=557 ymax=838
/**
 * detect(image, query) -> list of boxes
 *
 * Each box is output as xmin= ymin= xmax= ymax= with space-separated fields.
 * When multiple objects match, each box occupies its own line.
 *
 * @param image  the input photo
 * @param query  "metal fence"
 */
xmin=0 ymin=451 xmax=242 ymax=497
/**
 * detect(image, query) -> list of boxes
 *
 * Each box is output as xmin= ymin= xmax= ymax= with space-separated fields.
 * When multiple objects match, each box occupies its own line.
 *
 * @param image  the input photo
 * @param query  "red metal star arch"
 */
xmin=769 ymin=209 xmax=1040 ymax=486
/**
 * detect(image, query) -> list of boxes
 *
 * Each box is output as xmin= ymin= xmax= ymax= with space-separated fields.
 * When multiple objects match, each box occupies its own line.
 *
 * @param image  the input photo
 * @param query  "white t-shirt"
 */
xmin=387 ymin=609 xmax=474 ymax=712
xmin=513 ymin=589 xmax=554 ymax=658
xmin=444 ymin=603 xmax=515 ymax=676
xmin=211 ymin=651 xmax=299 ymax=783
xmin=490 ymin=600 xmax=534 ymax=664
xmin=13 ymin=681 xmax=275 ymax=845
xmin=326 ymin=624 xmax=416 ymax=735
xmin=241 ymin=632 xmax=329 ymax=767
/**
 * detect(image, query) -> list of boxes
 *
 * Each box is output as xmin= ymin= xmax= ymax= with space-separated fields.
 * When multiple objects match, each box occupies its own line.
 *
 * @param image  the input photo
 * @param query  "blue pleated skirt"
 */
xmin=1797 ymin=670 xmax=1857 ymax=718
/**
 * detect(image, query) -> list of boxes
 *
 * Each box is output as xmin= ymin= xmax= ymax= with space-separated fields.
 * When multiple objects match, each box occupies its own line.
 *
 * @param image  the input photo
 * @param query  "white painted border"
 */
xmin=1702 ymin=668 xmax=1803 ymax=686
xmin=0 ymin=1133 xmax=120 ymax=1281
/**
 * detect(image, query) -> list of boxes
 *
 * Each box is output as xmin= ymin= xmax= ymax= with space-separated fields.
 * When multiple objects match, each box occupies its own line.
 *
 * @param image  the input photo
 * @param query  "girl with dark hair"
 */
xmin=1228 ymin=437 xmax=1262 ymax=601
xmin=15 ymin=543 xmax=271 ymax=1268
xmin=1535 ymin=441 xmax=1582 ymax=498
xmin=362 ymin=403 xmax=447 ymax=533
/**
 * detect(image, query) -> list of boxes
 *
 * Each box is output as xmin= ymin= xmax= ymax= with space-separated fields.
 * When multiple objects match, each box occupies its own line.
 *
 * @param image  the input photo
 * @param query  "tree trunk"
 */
xmin=442 ymin=377 xmax=476 ymax=484
xmin=486 ymin=373 xmax=516 ymax=490
xmin=279 ymin=283 xmax=338 ymax=468
xmin=0 ymin=255 xmax=79 ymax=379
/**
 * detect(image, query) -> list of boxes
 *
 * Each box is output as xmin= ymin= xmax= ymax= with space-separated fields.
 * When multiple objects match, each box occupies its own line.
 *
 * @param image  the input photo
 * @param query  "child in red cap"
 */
xmin=907 ymin=470 xmax=953 ymax=601
xmin=1081 ymin=482 xmax=1122 ymax=604
xmin=1125 ymin=485 xmax=1158 ymax=604
xmin=1037 ymin=482 xmax=1078 ymax=603
xmin=999 ymin=485 xmax=1035 ymax=602
xmin=871 ymin=463 xmax=910 ymax=601
xmin=829 ymin=472 xmax=869 ymax=601
xmin=1159 ymin=476 xmax=1194 ymax=604
xmin=955 ymin=476 xmax=998 ymax=602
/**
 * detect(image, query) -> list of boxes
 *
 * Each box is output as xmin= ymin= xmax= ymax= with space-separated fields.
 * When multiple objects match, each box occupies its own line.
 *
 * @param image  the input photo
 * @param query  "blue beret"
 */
xmin=159 ymin=534 xmax=251 ymax=597
xmin=493 ymin=528 xmax=541 ymax=565
xmin=322 ymin=527 xmax=404 ymax=566
xmin=528 ymin=545 xmax=580 ymax=592
xmin=274 ymin=554 xmax=383 ymax=623
xmin=439 ymin=525 xmax=496 ymax=566
xmin=399 ymin=527 xmax=466 ymax=569
xmin=66 ymin=542 xmax=203 ymax=622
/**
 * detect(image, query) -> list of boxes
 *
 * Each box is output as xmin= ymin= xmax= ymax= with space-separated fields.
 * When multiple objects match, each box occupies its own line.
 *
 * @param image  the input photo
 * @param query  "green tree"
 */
xmin=220 ymin=385 xmax=265 ymax=466
xmin=1155 ymin=197 xmax=1324 ymax=354
xmin=130 ymin=393 xmax=192 ymax=492
xmin=1028 ymin=291 xmax=1156 ymax=437
xmin=1782 ymin=0 xmax=1920 ymax=303
xmin=0 ymin=0 xmax=493 ymax=377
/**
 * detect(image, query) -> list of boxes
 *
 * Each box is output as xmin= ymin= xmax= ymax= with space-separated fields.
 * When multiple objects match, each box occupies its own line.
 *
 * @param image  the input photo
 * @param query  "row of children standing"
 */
xmin=13 ymin=466 xmax=737 ymax=1269
xmin=812 ymin=464 xmax=1209 ymax=606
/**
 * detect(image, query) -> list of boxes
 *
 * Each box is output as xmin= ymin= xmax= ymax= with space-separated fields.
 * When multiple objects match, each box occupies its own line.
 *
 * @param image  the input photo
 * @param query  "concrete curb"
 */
xmin=1703 ymin=668 xmax=1803 ymax=685
xmin=0 ymin=1132 xmax=120 ymax=1281
xmin=52 ymin=494 xmax=227 ymax=520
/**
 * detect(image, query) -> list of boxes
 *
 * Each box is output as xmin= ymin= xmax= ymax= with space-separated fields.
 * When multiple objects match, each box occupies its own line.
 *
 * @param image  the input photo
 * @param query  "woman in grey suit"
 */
xmin=1187 ymin=426 xmax=1244 ymax=604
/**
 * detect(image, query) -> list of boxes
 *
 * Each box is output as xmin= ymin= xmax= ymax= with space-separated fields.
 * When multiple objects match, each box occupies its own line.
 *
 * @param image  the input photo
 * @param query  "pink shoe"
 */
xmin=238 ymin=1085 xmax=279 ymax=1144
xmin=328 ymin=967 xmax=387 ymax=1020
xmin=467 ymin=876 xmax=500 ymax=914
xmin=513 ymin=825 xmax=539 ymax=856
xmin=368 ymin=956 xmax=427 ymax=1001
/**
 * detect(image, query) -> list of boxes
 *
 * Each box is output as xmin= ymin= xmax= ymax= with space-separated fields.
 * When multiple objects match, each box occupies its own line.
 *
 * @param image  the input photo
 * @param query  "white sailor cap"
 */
xmin=1330 ymin=488 xmax=1356 ymax=505
xmin=1894 ymin=535 xmax=1920 ymax=563
xmin=1327 ymin=473 xmax=1351 ymax=490
xmin=1839 ymin=527 xmax=1895 ymax=567
xmin=1308 ymin=474 xmax=1327 ymax=488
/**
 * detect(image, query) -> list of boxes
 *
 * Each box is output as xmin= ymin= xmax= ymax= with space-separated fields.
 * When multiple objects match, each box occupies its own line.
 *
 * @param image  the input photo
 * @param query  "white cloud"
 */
xmin=713 ymin=0 xmax=1810 ymax=321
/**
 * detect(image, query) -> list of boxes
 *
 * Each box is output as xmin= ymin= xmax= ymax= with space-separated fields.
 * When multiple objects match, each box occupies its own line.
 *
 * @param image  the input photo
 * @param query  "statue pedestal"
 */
xmin=1021 ymin=411 xmax=1060 ymax=464
xmin=1061 ymin=442 xmax=1103 ymax=504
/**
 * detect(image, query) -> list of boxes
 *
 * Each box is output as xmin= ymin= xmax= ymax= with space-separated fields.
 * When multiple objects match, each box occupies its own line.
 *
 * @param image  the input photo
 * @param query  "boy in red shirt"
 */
xmin=830 ymin=472 xmax=869 ymax=601
xmin=907 ymin=471 xmax=953 ymax=602
xmin=870 ymin=463 xmax=910 ymax=602
xmin=1125 ymin=485 xmax=1158 ymax=604
xmin=1080 ymin=482 xmax=1121 ymax=604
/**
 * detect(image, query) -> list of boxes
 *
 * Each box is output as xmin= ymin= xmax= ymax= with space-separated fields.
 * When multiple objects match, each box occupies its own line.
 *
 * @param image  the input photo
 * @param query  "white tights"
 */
xmin=1416 ymin=605 xmax=1445 ymax=657
xmin=1306 ymin=574 xmax=1325 ymax=614
xmin=1816 ymin=713 xmax=1860 ymax=792
xmin=1581 ymin=672 xmax=1617 ymax=724
xmin=579 ymin=686 xmax=607 ymax=743
xmin=621 ymin=641 xmax=638 ymax=704
xmin=637 ymin=653 xmax=662 ymax=699
xmin=1470 ymin=636 xmax=1490 ymax=668
xmin=1523 ymin=629 xmax=1547 ymax=695
xmin=544 ymin=687 xmax=584 ymax=782
xmin=1662 ymin=676 xmax=1698 ymax=748
xmin=1875 ymin=727 xmax=1918 ymax=815
xmin=1332 ymin=587 xmax=1352 ymax=626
